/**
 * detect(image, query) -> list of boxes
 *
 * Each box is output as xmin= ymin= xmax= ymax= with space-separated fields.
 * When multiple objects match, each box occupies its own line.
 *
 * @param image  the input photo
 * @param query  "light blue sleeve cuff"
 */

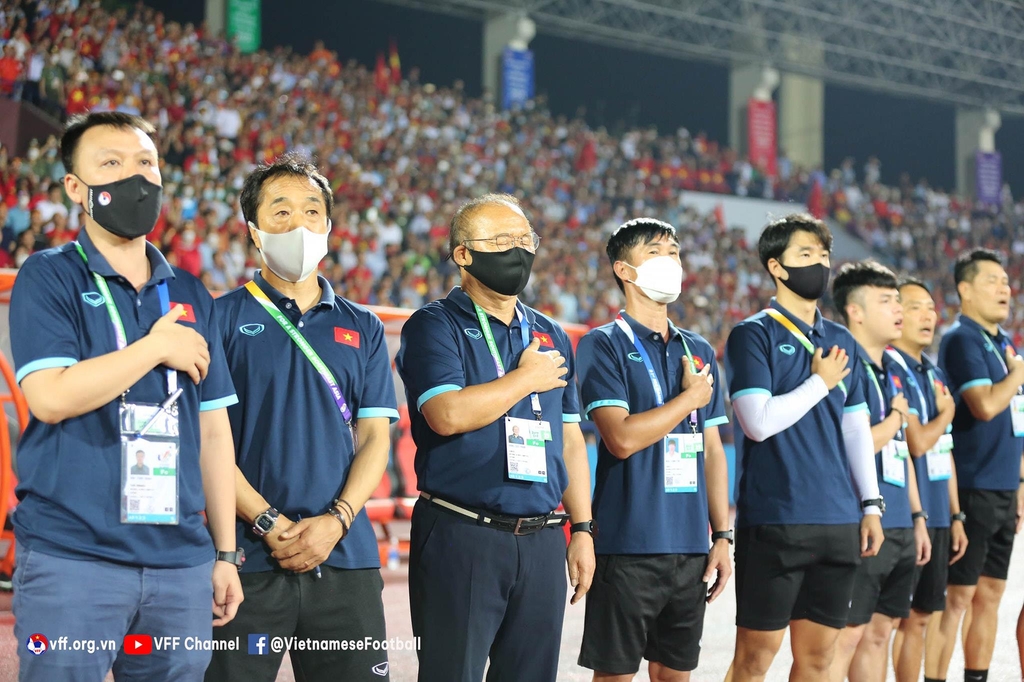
xmin=705 ymin=416 xmax=729 ymax=427
xmin=357 ymin=407 xmax=400 ymax=424
xmin=731 ymin=387 xmax=772 ymax=400
xmin=200 ymin=395 xmax=239 ymax=411
xmin=960 ymin=378 xmax=993 ymax=392
xmin=562 ymin=413 xmax=582 ymax=423
xmin=16 ymin=356 xmax=78 ymax=384
xmin=908 ymin=408 xmax=920 ymax=416
xmin=843 ymin=402 xmax=869 ymax=414
xmin=584 ymin=399 xmax=630 ymax=418
xmin=416 ymin=384 xmax=462 ymax=411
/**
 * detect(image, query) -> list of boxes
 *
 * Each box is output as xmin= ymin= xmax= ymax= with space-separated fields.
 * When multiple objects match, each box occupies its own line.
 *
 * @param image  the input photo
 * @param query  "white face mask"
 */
xmin=625 ymin=256 xmax=683 ymax=304
xmin=249 ymin=221 xmax=329 ymax=283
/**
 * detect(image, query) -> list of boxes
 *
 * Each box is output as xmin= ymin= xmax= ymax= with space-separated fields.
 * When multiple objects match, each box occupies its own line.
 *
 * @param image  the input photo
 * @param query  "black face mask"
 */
xmin=79 ymin=174 xmax=163 ymax=239
xmin=464 ymin=247 xmax=536 ymax=296
xmin=779 ymin=262 xmax=830 ymax=301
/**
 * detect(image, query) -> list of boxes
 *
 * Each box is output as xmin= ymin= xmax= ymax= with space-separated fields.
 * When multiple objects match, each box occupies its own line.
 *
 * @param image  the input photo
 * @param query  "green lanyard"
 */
xmin=763 ymin=307 xmax=847 ymax=395
xmin=473 ymin=301 xmax=543 ymax=418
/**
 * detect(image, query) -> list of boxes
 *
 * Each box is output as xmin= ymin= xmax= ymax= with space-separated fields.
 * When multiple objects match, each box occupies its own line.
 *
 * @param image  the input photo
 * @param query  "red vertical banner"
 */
xmin=747 ymin=98 xmax=777 ymax=178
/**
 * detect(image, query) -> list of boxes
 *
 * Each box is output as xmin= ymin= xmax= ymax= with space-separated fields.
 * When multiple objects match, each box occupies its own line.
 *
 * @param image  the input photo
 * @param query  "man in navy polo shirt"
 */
xmin=828 ymin=261 xmax=931 ymax=682
xmin=936 ymin=249 xmax=1024 ymax=682
xmin=205 ymin=155 xmax=398 ymax=681
xmin=396 ymin=193 xmax=595 ymax=682
xmin=576 ymin=218 xmax=732 ymax=682
xmin=10 ymin=112 xmax=242 ymax=682
xmin=888 ymin=278 xmax=966 ymax=682
xmin=724 ymin=214 xmax=883 ymax=682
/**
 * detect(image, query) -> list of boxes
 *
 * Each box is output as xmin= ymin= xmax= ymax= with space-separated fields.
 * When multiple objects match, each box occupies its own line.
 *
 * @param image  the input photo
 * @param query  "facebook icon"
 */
xmin=248 ymin=634 xmax=268 ymax=655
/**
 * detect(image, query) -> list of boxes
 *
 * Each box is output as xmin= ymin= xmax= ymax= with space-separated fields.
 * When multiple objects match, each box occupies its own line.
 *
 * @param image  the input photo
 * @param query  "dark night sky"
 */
xmin=147 ymin=0 xmax=1024 ymax=194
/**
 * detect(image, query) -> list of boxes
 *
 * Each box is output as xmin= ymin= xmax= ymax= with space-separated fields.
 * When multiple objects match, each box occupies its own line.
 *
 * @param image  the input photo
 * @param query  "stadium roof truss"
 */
xmin=375 ymin=0 xmax=1024 ymax=114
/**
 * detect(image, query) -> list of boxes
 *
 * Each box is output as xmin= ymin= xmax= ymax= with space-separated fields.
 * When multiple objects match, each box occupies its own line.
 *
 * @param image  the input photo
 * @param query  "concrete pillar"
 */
xmin=778 ymin=36 xmax=824 ymax=169
xmin=482 ymin=13 xmax=534 ymax=100
xmin=205 ymin=0 xmax=226 ymax=38
xmin=955 ymin=107 xmax=1001 ymax=196
xmin=729 ymin=63 xmax=779 ymax=155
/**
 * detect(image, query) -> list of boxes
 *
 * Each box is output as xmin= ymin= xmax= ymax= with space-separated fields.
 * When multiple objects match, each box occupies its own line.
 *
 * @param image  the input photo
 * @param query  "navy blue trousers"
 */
xmin=409 ymin=498 xmax=568 ymax=682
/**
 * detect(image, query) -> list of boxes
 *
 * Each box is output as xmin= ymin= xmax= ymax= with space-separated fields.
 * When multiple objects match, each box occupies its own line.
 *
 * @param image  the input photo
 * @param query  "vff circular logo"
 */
xmin=98 ymin=191 xmax=112 ymax=206
xmin=26 ymin=633 xmax=48 ymax=656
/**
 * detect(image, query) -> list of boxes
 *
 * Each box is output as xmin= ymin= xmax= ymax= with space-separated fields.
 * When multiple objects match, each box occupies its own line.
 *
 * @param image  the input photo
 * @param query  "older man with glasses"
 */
xmin=396 ymin=193 xmax=595 ymax=682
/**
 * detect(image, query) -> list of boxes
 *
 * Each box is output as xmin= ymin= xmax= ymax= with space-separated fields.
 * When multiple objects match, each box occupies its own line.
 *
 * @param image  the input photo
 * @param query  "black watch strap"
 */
xmin=951 ymin=511 xmax=967 ymax=523
xmin=862 ymin=497 xmax=886 ymax=514
xmin=216 ymin=548 xmax=245 ymax=570
xmin=912 ymin=510 xmax=928 ymax=522
xmin=570 ymin=520 xmax=595 ymax=536
xmin=711 ymin=530 xmax=734 ymax=544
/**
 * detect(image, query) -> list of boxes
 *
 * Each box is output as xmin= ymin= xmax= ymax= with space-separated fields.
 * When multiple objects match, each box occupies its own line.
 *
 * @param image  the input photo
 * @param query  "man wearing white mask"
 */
xmin=207 ymin=154 xmax=399 ymax=681
xmin=576 ymin=218 xmax=733 ymax=682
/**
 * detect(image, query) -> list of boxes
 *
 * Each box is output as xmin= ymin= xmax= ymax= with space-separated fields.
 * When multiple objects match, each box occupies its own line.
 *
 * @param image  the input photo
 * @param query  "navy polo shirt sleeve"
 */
xmin=942 ymin=331 xmax=992 ymax=394
xmin=576 ymin=331 xmax=628 ymax=419
xmin=399 ymin=306 xmax=466 ymax=411
xmin=11 ymin=254 xmax=81 ymax=384
xmin=706 ymin=352 xmax=728 ymax=427
xmin=725 ymin=321 xmax=772 ymax=399
xmin=356 ymin=315 xmax=399 ymax=423
xmin=843 ymin=342 xmax=869 ymax=413
xmin=196 ymin=291 xmax=238 ymax=412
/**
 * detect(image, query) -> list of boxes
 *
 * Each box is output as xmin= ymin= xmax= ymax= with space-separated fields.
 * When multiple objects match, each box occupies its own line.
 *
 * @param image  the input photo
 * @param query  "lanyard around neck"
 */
xmin=473 ymin=300 xmax=543 ymax=419
xmin=615 ymin=315 xmax=698 ymax=430
xmin=75 ymin=241 xmax=176 ymax=396
xmin=884 ymin=348 xmax=929 ymax=422
xmin=762 ymin=307 xmax=847 ymax=396
xmin=245 ymin=280 xmax=353 ymax=424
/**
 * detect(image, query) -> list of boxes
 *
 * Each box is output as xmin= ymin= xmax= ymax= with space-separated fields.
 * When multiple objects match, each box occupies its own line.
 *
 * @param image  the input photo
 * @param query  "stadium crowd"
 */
xmin=1 ymin=0 xmax=1023 ymax=355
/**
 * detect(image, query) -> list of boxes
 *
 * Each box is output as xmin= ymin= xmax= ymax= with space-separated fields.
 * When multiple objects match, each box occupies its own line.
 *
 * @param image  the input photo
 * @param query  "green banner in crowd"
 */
xmin=227 ymin=0 xmax=261 ymax=54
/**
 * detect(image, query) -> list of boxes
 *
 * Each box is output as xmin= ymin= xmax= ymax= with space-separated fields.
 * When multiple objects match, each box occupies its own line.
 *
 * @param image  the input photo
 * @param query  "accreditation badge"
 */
xmin=664 ymin=433 xmax=701 ymax=493
xmin=120 ymin=401 xmax=180 ymax=525
xmin=926 ymin=433 xmax=953 ymax=481
xmin=504 ymin=416 xmax=551 ymax=483
xmin=881 ymin=440 xmax=907 ymax=488
xmin=1011 ymin=395 xmax=1024 ymax=437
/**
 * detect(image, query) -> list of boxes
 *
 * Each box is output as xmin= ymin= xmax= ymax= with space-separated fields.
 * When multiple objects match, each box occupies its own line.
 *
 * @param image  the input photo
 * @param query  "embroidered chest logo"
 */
xmin=239 ymin=323 xmax=265 ymax=337
xmin=82 ymin=292 xmax=105 ymax=307
xmin=464 ymin=328 xmax=483 ymax=340
xmin=779 ymin=344 xmax=796 ymax=355
xmin=628 ymin=352 xmax=644 ymax=363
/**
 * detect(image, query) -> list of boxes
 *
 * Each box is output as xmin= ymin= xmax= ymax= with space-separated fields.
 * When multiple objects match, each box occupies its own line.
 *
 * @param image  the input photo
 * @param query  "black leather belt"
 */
xmin=420 ymin=493 xmax=568 ymax=535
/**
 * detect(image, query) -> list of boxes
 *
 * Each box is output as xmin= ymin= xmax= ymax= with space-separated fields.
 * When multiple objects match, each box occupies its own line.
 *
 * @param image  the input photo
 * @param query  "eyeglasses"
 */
xmin=462 ymin=232 xmax=542 ymax=252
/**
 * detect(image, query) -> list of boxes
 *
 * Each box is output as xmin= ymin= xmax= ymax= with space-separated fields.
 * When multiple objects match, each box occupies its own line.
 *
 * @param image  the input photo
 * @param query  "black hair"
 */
xmin=953 ymin=249 xmax=1003 ymax=299
xmin=898 ymin=276 xmax=932 ymax=296
xmin=831 ymin=260 xmax=899 ymax=325
xmin=448 ymin=193 xmax=525 ymax=255
xmin=606 ymin=218 xmax=678 ymax=292
xmin=239 ymin=151 xmax=334 ymax=227
xmin=757 ymin=213 xmax=833 ymax=279
xmin=60 ymin=112 xmax=156 ymax=175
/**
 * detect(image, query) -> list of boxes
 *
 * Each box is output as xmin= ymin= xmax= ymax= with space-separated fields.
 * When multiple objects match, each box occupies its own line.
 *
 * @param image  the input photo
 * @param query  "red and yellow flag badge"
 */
xmin=691 ymin=355 xmax=705 ymax=370
xmin=335 ymin=327 xmax=360 ymax=348
xmin=170 ymin=302 xmax=196 ymax=323
xmin=891 ymin=375 xmax=903 ymax=390
xmin=532 ymin=331 xmax=554 ymax=348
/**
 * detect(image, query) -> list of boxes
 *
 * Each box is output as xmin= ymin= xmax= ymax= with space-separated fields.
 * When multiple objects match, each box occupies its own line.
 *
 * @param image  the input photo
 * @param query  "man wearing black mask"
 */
xmin=10 ymin=112 xmax=242 ymax=681
xmin=396 ymin=193 xmax=595 ymax=682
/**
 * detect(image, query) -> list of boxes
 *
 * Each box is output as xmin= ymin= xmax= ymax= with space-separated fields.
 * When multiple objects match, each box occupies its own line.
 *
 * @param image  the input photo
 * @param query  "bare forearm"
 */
xmin=22 ymin=336 xmax=165 ymax=423
xmin=200 ymin=409 xmax=238 ymax=552
xmin=596 ymin=392 xmax=705 ymax=459
xmin=704 ymin=429 xmax=730 ymax=533
xmin=948 ymin=464 xmax=961 ymax=514
xmin=908 ymin=465 xmax=923 ymax=513
xmin=235 ymin=467 xmax=271 ymax=526
xmin=907 ymin=413 xmax=952 ymax=457
xmin=336 ymin=420 xmax=391 ymax=517
xmin=870 ymin=412 xmax=902 ymax=454
xmin=971 ymin=376 xmax=1023 ymax=421
xmin=422 ymin=371 xmax=534 ymax=436
xmin=561 ymin=425 xmax=593 ymax=523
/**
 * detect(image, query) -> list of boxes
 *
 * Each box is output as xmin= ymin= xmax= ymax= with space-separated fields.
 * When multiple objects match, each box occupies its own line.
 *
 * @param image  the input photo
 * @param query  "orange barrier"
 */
xmin=0 ymin=270 xmax=24 ymax=577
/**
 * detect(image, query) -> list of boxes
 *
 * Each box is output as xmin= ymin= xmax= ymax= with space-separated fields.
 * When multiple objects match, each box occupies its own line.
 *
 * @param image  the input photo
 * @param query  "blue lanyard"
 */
xmin=615 ymin=316 xmax=697 ymax=430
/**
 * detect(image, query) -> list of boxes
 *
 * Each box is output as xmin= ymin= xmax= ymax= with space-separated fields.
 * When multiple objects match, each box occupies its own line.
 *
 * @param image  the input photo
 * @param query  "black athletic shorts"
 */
xmin=735 ymin=524 xmax=861 ymax=631
xmin=911 ymin=527 xmax=950 ymax=614
xmin=948 ymin=489 xmax=1016 ymax=585
xmin=579 ymin=554 xmax=708 ymax=674
xmin=848 ymin=527 xmax=918 ymax=625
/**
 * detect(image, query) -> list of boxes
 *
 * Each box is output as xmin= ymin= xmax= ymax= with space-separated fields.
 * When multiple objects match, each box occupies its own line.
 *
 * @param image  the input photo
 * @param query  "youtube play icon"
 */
xmin=124 ymin=634 xmax=152 ymax=655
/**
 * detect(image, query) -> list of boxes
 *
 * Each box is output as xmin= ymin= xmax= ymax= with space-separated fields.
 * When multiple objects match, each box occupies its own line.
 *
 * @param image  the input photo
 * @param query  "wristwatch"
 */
xmin=252 ymin=507 xmax=279 ymax=537
xmin=951 ymin=511 xmax=967 ymax=523
xmin=911 ymin=510 xmax=928 ymax=522
xmin=570 ymin=520 xmax=596 ymax=537
xmin=711 ymin=530 xmax=734 ymax=545
xmin=216 ymin=547 xmax=245 ymax=570
xmin=862 ymin=497 xmax=886 ymax=514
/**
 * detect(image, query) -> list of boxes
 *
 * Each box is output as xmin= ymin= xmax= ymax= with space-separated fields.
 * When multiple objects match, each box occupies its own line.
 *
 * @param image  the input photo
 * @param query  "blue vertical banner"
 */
xmin=976 ymin=150 xmax=1002 ymax=207
xmin=502 ymin=47 xmax=534 ymax=110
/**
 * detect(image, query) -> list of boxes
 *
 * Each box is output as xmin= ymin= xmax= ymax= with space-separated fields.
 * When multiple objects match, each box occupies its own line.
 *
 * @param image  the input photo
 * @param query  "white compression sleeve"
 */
xmin=842 ymin=408 xmax=881 ymax=515
xmin=731 ymin=374 xmax=829 ymax=443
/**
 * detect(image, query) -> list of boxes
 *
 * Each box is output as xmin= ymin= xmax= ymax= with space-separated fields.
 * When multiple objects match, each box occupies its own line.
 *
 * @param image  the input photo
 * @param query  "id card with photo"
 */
xmin=120 ymin=401 xmax=179 ymax=525
xmin=504 ymin=416 xmax=551 ymax=483
xmin=1012 ymin=395 xmax=1024 ymax=437
xmin=926 ymin=433 xmax=953 ymax=481
xmin=882 ymin=440 xmax=907 ymax=488
xmin=664 ymin=433 xmax=701 ymax=493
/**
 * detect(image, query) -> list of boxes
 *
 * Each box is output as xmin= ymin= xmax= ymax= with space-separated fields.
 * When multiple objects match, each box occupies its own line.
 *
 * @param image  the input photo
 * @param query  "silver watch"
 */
xmin=252 ymin=507 xmax=279 ymax=537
